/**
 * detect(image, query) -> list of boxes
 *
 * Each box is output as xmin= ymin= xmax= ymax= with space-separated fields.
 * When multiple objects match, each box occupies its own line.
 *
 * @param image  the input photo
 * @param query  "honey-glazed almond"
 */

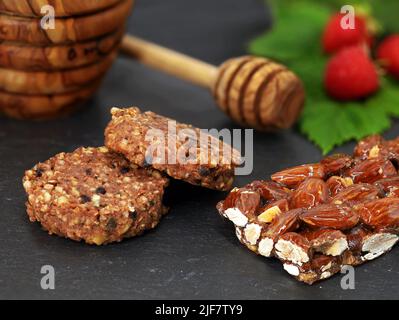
xmin=302 ymin=229 xmax=348 ymax=256
xmin=221 ymin=188 xmax=260 ymax=214
xmin=321 ymin=153 xmax=353 ymax=176
xmin=353 ymin=135 xmax=385 ymax=159
xmin=264 ymin=208 xmax=302 ymax=238
xmin=355 ymin=198 xmax=399 ymax=229
xmin=326 ymin=176 xmax=353 ymax=196
xmin=257 ymin=209 xmax=302 ymax=258
xmin=234 ymin=190 xmax=261 ymax=217
xmin=271 ymin=163 xmax=325 ymax=188
xmin=249 ymin=180 xmax=291 ymax=201
xmin=290 ymin=178 xmax=328 ymax=209
xmin=374 ymin=177 xmax=399 ymax=197
xmin=346 ymin=158 xmax=397 ymax=184
xmin=300 ymin=204 xmax=359 ymax=230
xmin=331 ymin=183 xmax=379 ymax=205
xmin=275 ymin=232 xmax=311 ymax=265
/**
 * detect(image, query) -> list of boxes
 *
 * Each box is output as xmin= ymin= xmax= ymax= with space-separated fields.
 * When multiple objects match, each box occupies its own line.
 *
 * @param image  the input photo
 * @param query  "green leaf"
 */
xmin=372 ymin=0 xmax=399 ymax=33
xmin=374 ymin=78 xmax=399 ymax=116
xmin=248 ymin=0 xmax=399 ymax=154
xmin=299 ymin=99 xmax=391 ymax=154
xmin=249 ymin=1 xmax=330 ymax=63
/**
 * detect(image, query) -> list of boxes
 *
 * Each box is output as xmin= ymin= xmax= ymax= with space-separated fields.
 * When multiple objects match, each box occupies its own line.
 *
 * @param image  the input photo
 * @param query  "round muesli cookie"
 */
xmin=22 ymin=147 xmax=169 ymax=245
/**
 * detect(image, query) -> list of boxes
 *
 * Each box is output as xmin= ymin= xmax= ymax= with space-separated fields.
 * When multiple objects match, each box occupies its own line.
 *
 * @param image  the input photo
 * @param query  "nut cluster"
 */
xmin=217 ymin=135 xmax=399 ymax=284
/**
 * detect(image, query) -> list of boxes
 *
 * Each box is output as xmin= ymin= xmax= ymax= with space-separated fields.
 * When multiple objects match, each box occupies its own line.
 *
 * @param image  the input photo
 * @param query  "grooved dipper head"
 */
xmin=212 ymin=56 xmax=305 ymax=131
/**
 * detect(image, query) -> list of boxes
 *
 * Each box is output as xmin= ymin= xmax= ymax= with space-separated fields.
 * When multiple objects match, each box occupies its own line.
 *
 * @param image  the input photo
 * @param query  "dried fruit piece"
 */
xmin=355 ymin=198 xmax=399 ymax=229
xmin=300 ymin=204 xmax=359 ymax=230
xmin=290 ymin=178 xmax=329 ymax=209
xmin=321 ymin=153 xmax=352 ymax=176
xmin=271 ymin=164 xmax=325 ymax=188
xmin=275 ymin=232 xmax=311 ymax=266
xmin=257 ymin=199 xmax=289 ymax=223
xmin=347 ymin=158 xmax=397 ymax=184
xmin=331 ymin=183 xmax=379 ymax=205
xmin=326 ymin=176 xmax=353 ymax=196
xmin=302 ymin=229 xmax=348 ymax=256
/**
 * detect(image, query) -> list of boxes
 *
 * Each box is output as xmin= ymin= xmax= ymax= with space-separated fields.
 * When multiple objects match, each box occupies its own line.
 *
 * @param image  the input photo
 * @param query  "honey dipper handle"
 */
xmin=121 ymin=35 xmax=218 ymax=89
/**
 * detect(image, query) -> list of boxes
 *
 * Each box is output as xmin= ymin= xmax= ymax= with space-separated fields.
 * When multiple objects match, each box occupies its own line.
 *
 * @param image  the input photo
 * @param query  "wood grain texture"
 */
xmin=0 ymin=49 xmax=116 ymax=94
xmin=0 ymin=0 xmax=133 ymax=45
xmin=0 ymin=79 xmax=101 ymax=119
xmin=0 ymin=0 xmax=122 ymax=17
xmin=121 ymin=35 xmax=218 ymax=89
xmin=213 ymin=56 xmax=305 ymax=130
xmin=0 ymin=27 xmax=123 ymax=71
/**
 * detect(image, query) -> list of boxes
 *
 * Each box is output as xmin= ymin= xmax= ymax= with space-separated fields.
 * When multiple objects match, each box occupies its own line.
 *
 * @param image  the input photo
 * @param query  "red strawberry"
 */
xmin=322 ymin=13 xmax=372 ymax=54
xmin=324 ymin=46 xmax=379 ymax=101
xmin=377 ymin=35 xmax=399 ymax=80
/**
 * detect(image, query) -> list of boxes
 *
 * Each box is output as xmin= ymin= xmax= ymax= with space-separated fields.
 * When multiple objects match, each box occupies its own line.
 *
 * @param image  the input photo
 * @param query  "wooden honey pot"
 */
xmin=0 ymin=0 xmax=133 ymax=119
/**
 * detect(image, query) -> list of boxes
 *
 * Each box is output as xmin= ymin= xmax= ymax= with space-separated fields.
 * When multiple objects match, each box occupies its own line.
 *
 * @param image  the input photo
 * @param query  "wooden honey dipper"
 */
xmin=121 ymin=35 xmax=305 ymax=130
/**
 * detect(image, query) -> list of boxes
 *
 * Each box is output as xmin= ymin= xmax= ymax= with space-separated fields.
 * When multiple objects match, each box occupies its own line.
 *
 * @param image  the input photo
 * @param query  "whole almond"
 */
xmin=347 ymin=158 xmax=397 ymax=184
xmin=300 ymin=204 xmax=359 ymax=230
xmin=249 ymin=180 xmax=291 ymax=201
xmin=321 ymin=153 xmax=353 ymax=176
xmin=326 ymin=176 xmax=353 ymax=196
xmin=222 ymin=188 xmax=260 ymax=217
xmin=271 ymin=164 xmax=325 ymax=188
xmin=331 ymin=183 xmax=380 ymax=205
xmin=355 ymin=198 xmax=399 ymax=229
xmin=290 ymin=178 xmax=329 ymax=209
xmin=374 ymin=176 xmax=399 ymax=197
xmin=264 ymin=208 xmax=302 ymax=239
xmin=353 ymin=135 xmax=385 ymax=159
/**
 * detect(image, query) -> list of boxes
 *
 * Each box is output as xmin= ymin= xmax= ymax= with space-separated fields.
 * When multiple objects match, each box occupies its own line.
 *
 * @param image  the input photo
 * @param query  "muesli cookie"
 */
xmin=23 ymin=147 xmax=169 ymax=245
xmin=217 ymin=135 xmax=399 ymax=284
xmin=105 ymin=107 xmax=241 ymax=191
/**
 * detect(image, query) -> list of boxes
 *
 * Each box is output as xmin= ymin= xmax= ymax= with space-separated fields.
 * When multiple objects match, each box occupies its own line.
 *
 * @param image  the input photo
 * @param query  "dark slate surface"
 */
xmin=0 ymin=0 xmax=398 ymax=299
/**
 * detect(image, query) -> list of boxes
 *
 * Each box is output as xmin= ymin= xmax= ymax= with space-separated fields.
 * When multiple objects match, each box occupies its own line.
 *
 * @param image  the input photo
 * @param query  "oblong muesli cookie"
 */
xmin=22 ymin=147 xmax=169 ymax=245
xmin=105 ymin=107 xmax=241 ymax=191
